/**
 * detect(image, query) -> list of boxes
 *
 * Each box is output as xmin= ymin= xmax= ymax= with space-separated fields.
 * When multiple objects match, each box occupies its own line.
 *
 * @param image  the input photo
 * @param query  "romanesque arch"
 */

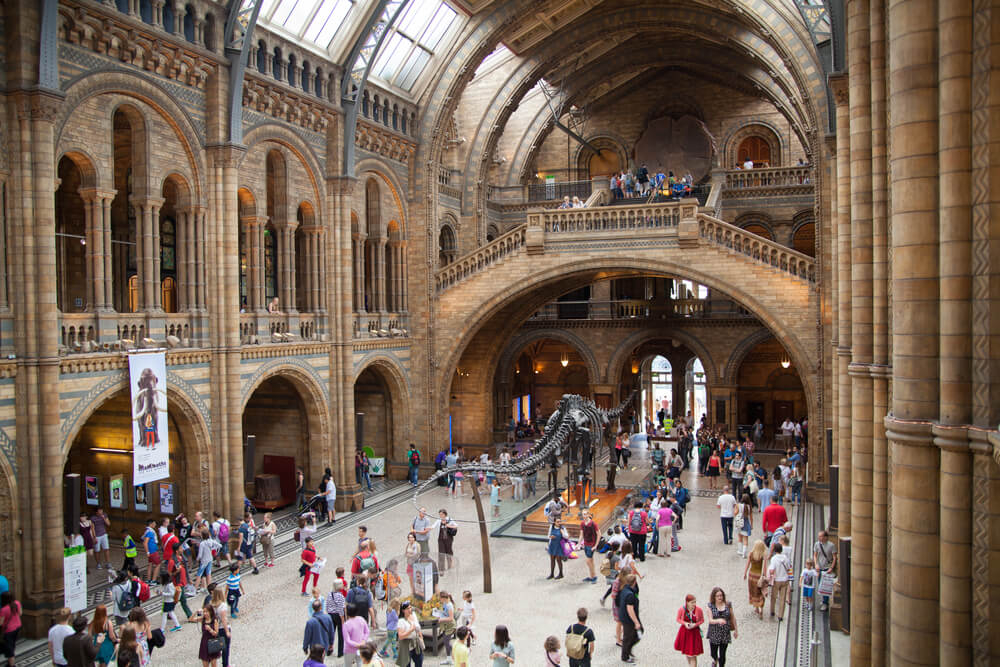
xmin=353 ymin=355 xmax=411 ymax=463
xmin=605 ymin=328 xmax=720 ymax=389
xmin=725 ymin=121 xmax=785 ymax=168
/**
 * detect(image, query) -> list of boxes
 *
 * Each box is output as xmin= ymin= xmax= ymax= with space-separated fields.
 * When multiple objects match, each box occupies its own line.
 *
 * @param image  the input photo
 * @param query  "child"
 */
xmin=121 ymin=529 xmax=138 ymax=575
xmin=490 ymin=479 xmax=501 ymax=518
xmin=158 ymin=572 xmax=182 ymax=632
xmin=459 ymin=590 xmax=476 ymax=645
xmin=544 ymin=635 xmax=562 ymax=665
xmin=380 ymin=598 xmax=399 ymax=660
xmin=599 ymin=543 xmax=621 ymax=606
xmin=452 ymin=626 xmax=470 ymax=667
xmin=800 ymin=559 xmax=818 ymax=610
xmin=335 ymin=566 xmax=349 ymax=592
xmin=308 ymin=586 xmax=325 ymax=617
xmin=453 ymin=470 xmax=464 ymax=497
xmin=226 ymin=562 xmax=243 ymax=618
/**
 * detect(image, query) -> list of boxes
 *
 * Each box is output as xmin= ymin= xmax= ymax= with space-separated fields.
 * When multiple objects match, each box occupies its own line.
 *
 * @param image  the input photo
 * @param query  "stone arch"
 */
xmin=723 ymin=328 xmax=779 ymax=385
xmin=241 ymin=125 xmax=325 ymax=216
xmin=57 ymin=149 xmax=101 ymax=189
xmin=355 ymin=158 xmax=408 ymax=235
xmin=573 ymin=135 xmax=629 ymax=180
xmin=605 ymin=327 xmax=720 ymax=388
xmin=237 ymin=186 xmax=258 ymax=217
xmin=353 ymin=354 xmax=412 ymax=462
xmin=60 ymin=371 xmax=214 ymax=513
xmin=240 ymin=361 xmax=331 ymax=477
xmin=725 ymin=121 xmax=785 ymax=168
xmin=791 ymin=210 xmax=816 ymax=257
xmin=735 ymin=212 xmax=776 ymax=240
xmin=55 ymin=71 xmax=208 ymax=200
xmin=494 ymin=328 xmax=602 ymax=389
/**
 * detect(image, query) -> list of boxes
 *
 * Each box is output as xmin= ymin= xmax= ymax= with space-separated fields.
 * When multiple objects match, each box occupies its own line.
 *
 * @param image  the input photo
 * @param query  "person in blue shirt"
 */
xmin=302 ymin=599 xmax=333 ymax=656
xmin=142 ymin=519 xmax=161 ymax=584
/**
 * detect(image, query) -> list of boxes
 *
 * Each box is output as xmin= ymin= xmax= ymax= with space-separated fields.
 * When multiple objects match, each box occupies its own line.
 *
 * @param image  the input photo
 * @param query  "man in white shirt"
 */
xmin=717 ymin=491 xmax=737 ymax=545
xmin=780 ymin=419 xmax=795 ymax=436
xmin=793 ymin=421 xmax=803 ymax=446
xmin=768 ymin=543 xmax=793 ymax=620
xmin=48 ymin=607 xmax=74 ymax=667
xmin=743 ymin=158 xmax=754 ymax=170
xmin=324 ymin=476 xmax=337 ymax=525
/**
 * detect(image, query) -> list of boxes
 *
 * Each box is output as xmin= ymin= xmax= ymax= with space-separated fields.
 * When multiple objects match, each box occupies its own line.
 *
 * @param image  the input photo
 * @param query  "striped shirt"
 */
xmin=226 ymin=572 xmax=241 ymax=591
xmin=326 ymin=591 xmax=346 ymax=618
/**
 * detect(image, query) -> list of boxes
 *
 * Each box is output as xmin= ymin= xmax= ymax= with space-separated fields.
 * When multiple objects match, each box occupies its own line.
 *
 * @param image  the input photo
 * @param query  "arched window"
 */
xmin=740 ymin=222 xmax=772 ymax=240
xmin=163 ymin=0 xmax=176 ymax=33
xmin=792 ymin=219 xmax=815 ymax=257
xmin=362 ymin=91 xmax=369 ymax=118
xmin=183 ymin=4 xmax=195 ymax=42
xmin=650 ymin=355 xmax=673 ymax=418
xmin=438 ymin=225 xmax=457 ymax=267
xmin=272 ymin=48 xmax=283 ymax=81
xmin=364 ymin=179 xmax=380 ymax=311
xmin=314 ymin=68 xmax=323 ymax=98
xmin=256 ymin=40 xmax=268 ymax=72
xmin=486 ymin=224 xmax=499 ymax=242
xmin=401 ymin=112 xmax=407 ymax=134
xmin=392 ymin=105 xmax=399 ymax=130
xmin=55 ymin=156 xmax=89 ymax=312
xmin=737 ymin=137 xmax=772 ymax=167
xmin=287 ymin=54 xmax=297 ymax=87
xmin=301 ymin=61 xmax=311 ymax=92
xmin=139 ymin=0 xmax=153 ymax=23
xmin=203 ymin=13 xmax=217 ymax=51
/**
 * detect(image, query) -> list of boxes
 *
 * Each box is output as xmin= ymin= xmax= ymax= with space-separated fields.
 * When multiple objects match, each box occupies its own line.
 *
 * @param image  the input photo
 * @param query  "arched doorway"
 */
xmin=354 ymin=368 xmax=393 ymax=461
xmin=63 ymin=389 xmax=205 ymax=537
xmin=737 ymin=136 xmax=771 ymax=167
xmin=242 ymin=376 xmax=314 ymax=506
xmin=735 ymin=337 xmax=806 ymax=446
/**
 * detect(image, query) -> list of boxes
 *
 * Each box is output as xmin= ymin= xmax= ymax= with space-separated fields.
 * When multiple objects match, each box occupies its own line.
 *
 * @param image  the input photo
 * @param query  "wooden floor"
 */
xmin=521 ymin=485 xmax=634 ymax=537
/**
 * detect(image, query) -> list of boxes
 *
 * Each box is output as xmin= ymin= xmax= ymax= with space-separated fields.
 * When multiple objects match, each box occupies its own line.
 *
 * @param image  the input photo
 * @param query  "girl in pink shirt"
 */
xmin=0 ymin=592 xmax=22 ymax=667
xmin=343 ymin=602 xmax=371 ymax=661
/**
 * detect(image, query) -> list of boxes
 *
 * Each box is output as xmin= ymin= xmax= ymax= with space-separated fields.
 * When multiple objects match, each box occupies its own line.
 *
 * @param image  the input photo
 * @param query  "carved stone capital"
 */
xmin=828 ymin=73 xmax=850 ymax=107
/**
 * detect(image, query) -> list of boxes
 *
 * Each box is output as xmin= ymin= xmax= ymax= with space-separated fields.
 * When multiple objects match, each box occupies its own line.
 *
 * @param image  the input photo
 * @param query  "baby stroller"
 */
xmin=297 ymin=493 xmax=326 ymax=518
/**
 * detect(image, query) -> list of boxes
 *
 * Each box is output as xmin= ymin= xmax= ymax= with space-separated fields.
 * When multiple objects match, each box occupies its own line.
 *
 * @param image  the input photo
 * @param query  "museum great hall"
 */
xmin=0 ymin=0 xmax=997 ymax=663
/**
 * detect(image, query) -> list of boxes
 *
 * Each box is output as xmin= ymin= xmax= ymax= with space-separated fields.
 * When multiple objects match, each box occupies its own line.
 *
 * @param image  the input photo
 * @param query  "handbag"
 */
xmin=206 ymin=635 xmax=225 ymax=655
xmin=734 ymin=509 xmax=744 ymax=530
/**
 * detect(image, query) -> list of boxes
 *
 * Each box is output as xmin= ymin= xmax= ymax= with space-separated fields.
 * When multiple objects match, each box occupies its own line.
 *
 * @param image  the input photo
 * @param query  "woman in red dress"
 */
xmin=674 ymin=593 xmax=705 ymax=664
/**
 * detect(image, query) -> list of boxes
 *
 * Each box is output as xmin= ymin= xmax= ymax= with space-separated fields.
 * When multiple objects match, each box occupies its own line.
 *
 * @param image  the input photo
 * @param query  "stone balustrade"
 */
xmin=528 ymin=199 xmax=697 ymax=235
xmin=434 ymin=225 xmax=528 ymax=293
xmin=697 ymin=214 xmax=816 ymax=283
xmin=723 ymin=166 xmax=812 ymax=193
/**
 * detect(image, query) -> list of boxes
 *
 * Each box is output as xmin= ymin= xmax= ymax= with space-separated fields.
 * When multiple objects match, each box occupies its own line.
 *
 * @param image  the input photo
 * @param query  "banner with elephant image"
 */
xmin=129 ymin=352 xmax=170 ymax=485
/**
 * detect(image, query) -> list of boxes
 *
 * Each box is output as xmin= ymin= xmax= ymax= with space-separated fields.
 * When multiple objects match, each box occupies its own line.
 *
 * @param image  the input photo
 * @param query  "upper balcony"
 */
xmin=526 ymin=297 xmax=755 ymax=323
xmin=723 ymin=166 xmax=813 ymax=198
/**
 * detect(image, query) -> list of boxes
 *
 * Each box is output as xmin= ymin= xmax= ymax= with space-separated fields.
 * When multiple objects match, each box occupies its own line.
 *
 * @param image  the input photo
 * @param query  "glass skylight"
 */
xmin=260 ymin=0 xmax=358 ymax=51
xmin=371 ymin=0 xmax=458 ymax=91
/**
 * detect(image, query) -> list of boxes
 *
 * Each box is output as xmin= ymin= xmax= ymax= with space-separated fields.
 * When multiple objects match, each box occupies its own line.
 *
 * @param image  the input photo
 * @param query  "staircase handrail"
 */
xmin=434 ymin=224 xmax=528 ymax=293
xmin=697 ymin=213 xmax=816 ymax=283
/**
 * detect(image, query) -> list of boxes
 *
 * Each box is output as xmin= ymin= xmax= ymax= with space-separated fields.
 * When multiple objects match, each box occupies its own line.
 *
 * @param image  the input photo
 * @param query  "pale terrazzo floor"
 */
xmin=147 ymin=444 xmax=782 ymax=666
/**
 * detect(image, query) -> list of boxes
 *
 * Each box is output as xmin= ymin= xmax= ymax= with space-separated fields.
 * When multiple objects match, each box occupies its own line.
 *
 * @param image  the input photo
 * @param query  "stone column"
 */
xmin=242 ymin=217 xmax=258 ymax=311
xmin=150 ymin=198 xmax=163 ymax=311
xmin=138 ymin=200 xmax=154 ymax=310
xmin=316 ymin=228 xmax=327 ymax=316
xmin=151 ymin=0 xmax=163 ymax=28
xmin=80 ymin=190 xmax=102 ymax=311
xmin=175 ymin=208 xmax=187 ymax=312
xmin=375 ymin=235 xmax=387 ymax=312
xmin=281 ymin=223 xmax=298 ymax=314
xmin=100 ymin=195 xmax=113 ymax=309
xmin=830 ymin=72 xmax=853 ymax=540
xmin=826 ymin=135 xmax=839 ymax=520
xmin=937 ymin=0 xmax=974 ymax=661
xmin=195 ymin=206 xmax=208 ymax=311
xmin=886 ymin=0 xmax=941 ymax=663
xmin=351 ymin=233 xmax=363 ymax=311
xmin=868 ymin=0 xmax=889 ymax=660
xmin=847 ymin=0 xmax=874 ymax=657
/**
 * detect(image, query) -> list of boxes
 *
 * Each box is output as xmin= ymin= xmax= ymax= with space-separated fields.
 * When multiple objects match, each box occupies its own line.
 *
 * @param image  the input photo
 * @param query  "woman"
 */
xmin=657 ymin=502 xmax=677 ymax=558
xmin=297 ymin=513 xmax=318 ymax=550
xmin=674 ymin=594 xmax=705 ymax=665
xmin=211 ymin=586 xmax=232 ymax=667
xmin=437 ymin=591 xmax=457 ymax=657
xmin=404 ymin=532 xmax=420 ymax=593
xmin=618 ymin=541 xmax=642 ymax=580
xmin=0 ymin=592 xmax=21 ymax=667
xmin=395 ymin=600 xmax=424 ymax=666
xmin=614 ymin=433 xmax=626 ymax=468
xmin=80 ymin=512 xmax=97 ymax=569
xmin=706 ymin=588 xmax=737 ymax=667
xmin=126 ymin=607 xmax=151 ymax=667
xmin=198 ymin=603 xmax=222 ymax=667
xmin=547 ymin=519 xmax=568 ymax=579
xmin=489 ymin=625 xmax=515 ymax=666
xmin=301 ymin=536 xmax=320 ymax=594
xmin=89 ymin=604 xmax=118 ymax=667
xmin=116 ymin=627 xmax=142 ymax=667
xmin=736 ymin=494 xmax=753 ymax=558
xmin=706 ymin=450 xmax=722 ymax=489
xmin=258 ymin=512 xmax=277 ymax=568
xmin=610 ymin=570 xmax=629 ymax=647
xmin=743 ymin=540 xmax=768 ymax=618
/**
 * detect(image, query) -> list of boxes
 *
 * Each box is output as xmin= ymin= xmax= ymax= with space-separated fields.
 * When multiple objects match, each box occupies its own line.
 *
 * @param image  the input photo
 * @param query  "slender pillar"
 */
xmin=150 ymin=199 xmax=163 ymax=311
xmin=100 ymin=195 xmax=113 ymax=309
xmin=282 ymin=223 xmax=298 ymax=313
xmin=353 ymin=233 xmax=365 ymax=312
xmin=80 ymin=191 xmax=99 ymax=310
xmin=868 ymin=0 xmax=889 ymax=660
xmin=195 ymin=207 xmax=207 ymax=311
xmin=847 ymin=0 xmax=874 ymax=657
xmin=830 ymin=72 xmax=853 ymax=540
xmin=175 ymin=208 xmax=187 ymax=311
xmin=317 ymin=229 xmax=327 ymax=316
xmin=886 ymin=0 xmax=940 ymax=663
xmin=375 ymin=236 xmax=387 ymax=312
xmin=937 ymin=0 xmax=974 ymax=661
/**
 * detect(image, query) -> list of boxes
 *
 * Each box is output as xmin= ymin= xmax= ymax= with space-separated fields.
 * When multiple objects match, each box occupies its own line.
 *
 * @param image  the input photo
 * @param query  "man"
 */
xmin=626 ymin=502 xmax=648 ymax=561
xmin=303 ymin=599 xmax=334 ymax=657
xmin=717 ymin=488 xmax=737 ymax=545
xmin=557 ymin=195 xmax=572 ymax=209
xmin=91 ymin=508 xmax=111 ymax=570
xmin=649 ymin=442 xmax=665 ymax=473
xmin=757 ymin=477 xmax=776 ymax=512
xmin=350 ymin=541 xmax=379 ymax=588
xmin=211 ymin=511 xmax=232 ymax=565
xmin=769 ymin=521 xmax=793 ymax=559
xmin=111 ymin=571 xmax=136 ymax=625
xmin=743 ymin=157 xmax=754 ymax=170
xmin=406 ymin=444 xmax=420 ymax=486
xmin=411 ymin=507 xmax=432 ymax=553
xmin=346 ymin=575 xmax=375 ymax=627
xmin=445 ymin=449 xmax=459 ymax=494
xmin=433 ymin=509 xmax=458 ymax=570
xmin=356 ymin=526 xmax=368 ymax=551
xmin=579 ymin=511 xmax=599 ymax=583
xmin=813 ymin=530 xmax=838 ymax=611
xmin=195 ymin=528 xmax=219 ymax=592
xmin=761 ymin=496 xmax=787 ymax=545
xmin=618 ymin=573 xmax=641 ymax=664
xmin=768 ymin=543 xmax=793 ymax=621
xmin=63 ymin=614 xmax=97 ymax=667
xmin=48 ymin=607 xmax=74 ymax=667
xmin=565 ymin=607 xmax=596 ymax=667
xmin=141 ymin=519 xmax=161 ymax=584
xmin=728 ymin=451 xmax=746 ymax=499
xmin=359 ymin=451 xmax=372 ymax=491
xmin=295 ymin=468 xmax=306 ymax=510
xmin=324 ymin=472 xmax=337 ymax=525
xmin=780 ymin=418 xmax=795 ymax=437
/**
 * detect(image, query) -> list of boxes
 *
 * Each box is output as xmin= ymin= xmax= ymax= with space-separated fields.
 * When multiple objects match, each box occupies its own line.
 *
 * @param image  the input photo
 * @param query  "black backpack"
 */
xmin=410 ymin=451 xmax=420 ymax=466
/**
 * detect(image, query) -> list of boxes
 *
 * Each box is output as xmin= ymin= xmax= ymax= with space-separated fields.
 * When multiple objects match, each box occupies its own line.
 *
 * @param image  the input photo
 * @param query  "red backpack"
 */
xmin=137 ymin=580 xmax=151 ymax=602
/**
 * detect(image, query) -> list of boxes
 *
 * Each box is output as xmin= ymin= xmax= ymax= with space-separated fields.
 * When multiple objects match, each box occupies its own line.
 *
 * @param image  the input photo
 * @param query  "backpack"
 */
xmin=216 ymin=520 xmax=230 ymax=543
xmin=117 ymin=584 xmax=138 ymax=612
xmin=356 ymin=554 xmax=376 ymax=572
xmin=409 ymin=451 xmax=420 ymax=466
xmin=599 ymin=558 xmax=612 ymax=577
xmin=629 ymin=510 xmax=644 ymax=533
xmin=565 ymin=626 xmax=588 ymax=660
xmin=137 ymin=580 xmax=151 ymax=602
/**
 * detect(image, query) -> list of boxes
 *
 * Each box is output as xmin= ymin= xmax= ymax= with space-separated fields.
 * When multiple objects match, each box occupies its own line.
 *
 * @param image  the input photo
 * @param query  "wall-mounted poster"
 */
xmin=128 ymin=352 xmax=169 ymax=485
xmin=158 ymin=482 xmax=174 ymax=515
xmin=134 ymin=483 xmax=149 ymax=512
xmin=109 ymin=475 xmax=125 ymax=510
xmin=84 ymin=475 xmax=100 ymax=507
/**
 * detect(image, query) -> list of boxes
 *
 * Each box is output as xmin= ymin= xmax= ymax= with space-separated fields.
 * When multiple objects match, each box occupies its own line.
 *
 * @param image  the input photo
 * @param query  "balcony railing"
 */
xmin=724 ymin=166 xmax=812 ymax=192
xmin=60 ymin=312 xmax=199 ymax=352
xmin=352 ymin=312 xmax=408 ymax=339
xmin=435 ymin=225 xmax=528 ymax=293
xmin=527 ymin=298 xmax=756 ymax=322
xmin=528 ymin=198 xmax=698 ymax=235
xmin=698 ymin=214 xmax=816 ymax=283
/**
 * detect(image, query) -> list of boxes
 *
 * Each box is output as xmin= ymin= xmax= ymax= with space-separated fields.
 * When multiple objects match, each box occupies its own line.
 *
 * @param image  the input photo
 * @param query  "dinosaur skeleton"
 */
xmin=413 ymin=392 xmax=636 ymax=511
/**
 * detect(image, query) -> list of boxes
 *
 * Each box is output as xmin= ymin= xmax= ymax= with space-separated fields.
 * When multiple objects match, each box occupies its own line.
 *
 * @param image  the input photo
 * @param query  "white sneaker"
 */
xmin=440 ymin=660 xmax=453 ymax=665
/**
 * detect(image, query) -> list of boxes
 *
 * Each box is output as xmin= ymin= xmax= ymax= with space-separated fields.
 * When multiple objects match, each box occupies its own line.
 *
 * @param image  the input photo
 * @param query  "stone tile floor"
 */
xmin=143 ymin=441 xmax=783 ymax=666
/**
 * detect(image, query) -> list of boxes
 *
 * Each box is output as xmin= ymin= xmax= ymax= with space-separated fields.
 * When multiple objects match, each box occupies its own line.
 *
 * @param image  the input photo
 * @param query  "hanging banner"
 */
xmin=129 ymin=352 xmax=169 ymax=485
xmin=63 ymin=545 xmax=87 ymax=612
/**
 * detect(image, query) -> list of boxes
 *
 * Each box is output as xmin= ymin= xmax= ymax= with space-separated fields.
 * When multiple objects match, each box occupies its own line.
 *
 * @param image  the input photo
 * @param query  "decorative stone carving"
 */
xmin=355 ymin=120 xmax=417 ymax=165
